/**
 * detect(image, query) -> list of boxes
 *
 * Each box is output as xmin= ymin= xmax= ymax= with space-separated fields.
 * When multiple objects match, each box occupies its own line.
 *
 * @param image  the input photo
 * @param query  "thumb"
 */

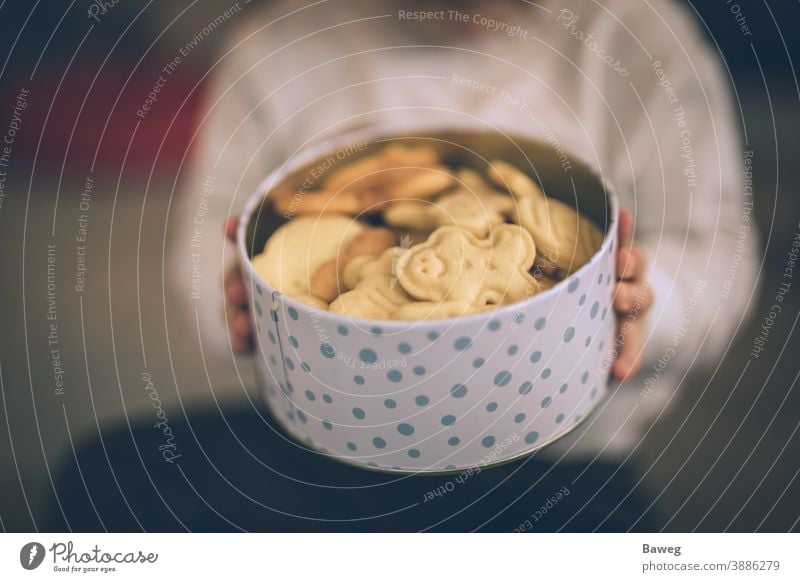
xmin=617 ymin=208 xmax=634 ymax=249
xmin=225 ymin=217 xmax=239 ymax=243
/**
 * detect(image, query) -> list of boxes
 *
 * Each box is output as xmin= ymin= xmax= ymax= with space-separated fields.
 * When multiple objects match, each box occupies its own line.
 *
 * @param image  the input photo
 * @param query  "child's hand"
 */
xmin=224 ymin=217 xmax=255 ymax=354
xmin=613 ymin=209 xmax=654 ymax=380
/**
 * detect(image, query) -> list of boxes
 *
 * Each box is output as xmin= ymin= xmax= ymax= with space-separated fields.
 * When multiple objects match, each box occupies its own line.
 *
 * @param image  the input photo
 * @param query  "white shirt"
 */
xmin=169 ymin=0 xmax=757 ymax=459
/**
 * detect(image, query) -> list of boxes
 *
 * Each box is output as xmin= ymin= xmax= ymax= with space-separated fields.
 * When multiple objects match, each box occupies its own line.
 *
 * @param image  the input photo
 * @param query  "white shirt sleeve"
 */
xmin=167 ymin=40 xmax=278 ymax=360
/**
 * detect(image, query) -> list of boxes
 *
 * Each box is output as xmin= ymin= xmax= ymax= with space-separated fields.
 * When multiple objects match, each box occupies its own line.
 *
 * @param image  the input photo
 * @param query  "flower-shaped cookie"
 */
xmin=395 ymin=225 xmax=540 ymax=313
xmin=488 ymin=160 xmax=604 ymax=274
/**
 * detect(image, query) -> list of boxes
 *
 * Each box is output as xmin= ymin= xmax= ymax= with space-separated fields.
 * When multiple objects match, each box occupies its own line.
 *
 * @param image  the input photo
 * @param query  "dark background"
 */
xmin=0 ymin=0 xmax=798 ymax=531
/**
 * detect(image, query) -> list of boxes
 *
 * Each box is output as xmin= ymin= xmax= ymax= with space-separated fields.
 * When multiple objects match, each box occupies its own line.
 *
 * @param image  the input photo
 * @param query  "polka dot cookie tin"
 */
xmin=237 ymin=123 xmax=618 ymax=473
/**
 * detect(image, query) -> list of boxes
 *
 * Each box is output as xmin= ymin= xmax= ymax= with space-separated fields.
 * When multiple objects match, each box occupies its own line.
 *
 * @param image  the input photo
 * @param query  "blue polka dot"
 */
xmin=541 ymin=396 xmax=552 ymax=408
xmin=530 ymin=351 xmax=542 ymax=363
xmin=408 ymin=448 xmax=421 ymax=458
xmin=473 ymin=358 xmax=485 ymax=368
xmin=486 ymin=401 xmax=498 ymax=412
xmin=427 ymin=331 xmax=440 ymax=341
xmin=322 ymin=420 xmax=333 ymax=430
xmin=384 ymin=399 xmax=396 ymax=409
xmin=269 ymin=355 xmax=277 ymax=366
xmin=320 ymin=342 xmax=335 ymax=358
xmin=286 ymin=411 xmax=294 ymax=422
xmin=494 ymin=371 xmax=512 ymax=387
xmin=413 ymin=366 xmax=426 ymax=376
xmin=304 ymin=390 xmax=316 ymax=401
xmin=525 ymin=431 xmax=540 ymax=444
xmin=301 ymin=362 xmax=311 ymax=372
xmin=371 ymin=326 xmax=383 ymax=336
xmin=284 ymin=357 xmax=295 ymax=370
xmin=398 ymin=342 xmax=412 ymax=354
xmin=599 ymin=340 xmax=605 ymax=351
xmin=255 ymin=284 xmax=263 ymax=295
xmin=541 ymin=367 xmax=551 ymax=379
xmin=534 ymin=317 xmax=547 ymax=331
xmin=268 ymin=331 xmax=276 ymax=344
xmin=359 ymin=348 xmax=377 ymax=364
xmin=289 ymin=336 xmax=299 ymax=348
xmin=354 ymin=375 xmax=365 ymax=385
xmin=387 ymin=370 xmax=402 ymax=382
xmin=288 ymin=307 xmax=299 ymax=320
xmin=285 ymin=382 xmax=294 ymax=393
xmin=297 ymin=410 xmax=307 ymax=423
xmin=352 ymin=407 xmax=366 ymax=420
xmin=450 ymin=384 xmax=468 ymax=398
xmin=397 ymin=423 xmax=415 ymax=436
xmin=597 ymin=273 xmax=603 ymax=285
xmin=323 ymin=394 xmax=333 ymax=403
xmin=513 ymin=312 xmax=525 ymax=324
xmin=489 ymin=320 xmax=501 ymax=331
xmin=585 ymin=336 xmax=592 ymax=347
xmin=346 ymin=442 xmax=357 ymax=451
xmin=581 ymin=371 xmax=589 ymax=384
xmin=441 ymin=414 xmax=456 ymax=426
xmin=254 ymin=302 xmax=263 ymax=317
xmin=556 ymin=414 xmax=565 ymax=423
xmin=445 ymin=464 xmax=456 ymax=470
xmin=591 ymin=387 xmax=598 ymax=399
xmin=448 ymin=437 xmax=460 ymax=446
xmin=601 ymin=307 xmax=608 ymax=320
xmin=590 ymin=301 xmax=600 ymax=319
xmin=607 ymin=274 xmax=613 ymax=287
xmin=337 ymin=325 xmax=349 ymax=336
xmin=373 ymin=437 xmax=386 ymax=449
xmin=579 ymin=294 xmax=587 ymax=306
xmin=514 ymin=412 xmax=526 ymax=423
xmin=568 ymin=278 xmax=580 ymax=293
xmin=415 ymin=395 xmax=429 ymax=406
xmin=559 ymin=383 xmax=568 ymax=393
xmin=481 ymin=436 xmax=496 ymax=448
xmin=507 ymin=344 xmax=519 ymax=356
xmin=454 ymin=336 xmax=472 ymax=351
xmin=563 ymin=327 xmax=575 ymax=343
xmin=519 ymin=381 xmax=533 ymax=395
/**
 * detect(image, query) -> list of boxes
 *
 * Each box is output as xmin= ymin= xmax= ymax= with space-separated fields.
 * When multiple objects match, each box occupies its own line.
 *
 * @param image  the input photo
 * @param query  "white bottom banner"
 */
xmin=1 ymin=533 xmax=797 ymax=580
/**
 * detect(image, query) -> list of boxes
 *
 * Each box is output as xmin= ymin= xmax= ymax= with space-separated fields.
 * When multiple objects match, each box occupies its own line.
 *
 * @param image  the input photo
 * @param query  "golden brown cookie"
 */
xmin=383 ymin=172 xmax=513 ymax=237
xmin=432 ymin=187 xmax=513 ymax=237
xmin=309 ymin=228 xmax=398 ymax=301
xmin=271 ymin=188 xmax=384 ymax=216
xmin=323 ymin=143 xmax=440 ymax=191
xmin=395 ymin=224 xmax=540 ymax=312
xmin=488 ymin=160 xmax=604 ymax=274
xmin=252 ymin=215 xmax=363 ymax=298
xmin=329 ymin=247 xmax=412 ymax=319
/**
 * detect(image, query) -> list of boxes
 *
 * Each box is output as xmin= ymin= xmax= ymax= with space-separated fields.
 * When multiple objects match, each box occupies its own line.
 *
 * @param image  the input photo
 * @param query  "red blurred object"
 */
xmin=1 ymin=59 xmax=205 ymax=171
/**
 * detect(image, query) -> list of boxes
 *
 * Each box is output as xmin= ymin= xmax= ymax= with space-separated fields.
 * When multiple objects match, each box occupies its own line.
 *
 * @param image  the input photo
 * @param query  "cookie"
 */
xmin=383 ymin=171 xmax=513 ymax=237
xmin=488 ymin=160 xmax=604 ymax=274
xmin=309 ymin=228 xmax=398 ymax=301
xmin=252 ymin=215 xmax=364 ymax=297
xmin=323 ymin=143 xmax=440 ymax=191
xmin=395 ymin=224 xmax=541 ymax=312
xmin=272 ymin=188 xmax=384 ymax=216
xmin=329 ymin=247 xmax=412 ymax=319
xmin=383 ymin=200 xmax=439 ymax=232
xmin=432 ymin=187 xmax=513 ymax=237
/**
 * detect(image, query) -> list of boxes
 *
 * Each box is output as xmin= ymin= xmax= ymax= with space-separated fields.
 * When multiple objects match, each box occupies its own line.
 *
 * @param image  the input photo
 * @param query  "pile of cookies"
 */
xmin=252 ymin=143 xmax=604 ymax=320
